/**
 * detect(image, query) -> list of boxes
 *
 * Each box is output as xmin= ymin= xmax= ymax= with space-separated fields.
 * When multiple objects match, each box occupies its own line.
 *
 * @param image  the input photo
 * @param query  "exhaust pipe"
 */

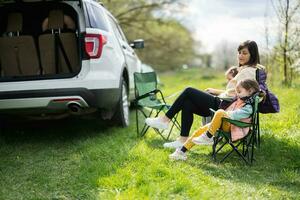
xmin=68 ymin=103 xmax=82 ymax=115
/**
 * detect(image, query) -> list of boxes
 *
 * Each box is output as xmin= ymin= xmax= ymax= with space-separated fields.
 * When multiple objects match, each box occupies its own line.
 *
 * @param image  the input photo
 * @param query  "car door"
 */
xmin=106 ymin=16 xmax=141 ymax=99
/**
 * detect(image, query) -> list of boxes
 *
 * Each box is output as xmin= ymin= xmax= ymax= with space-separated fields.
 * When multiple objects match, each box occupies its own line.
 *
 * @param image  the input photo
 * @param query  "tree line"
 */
xmin=101 ymin=0 xmax=197 ymax=71
xmin=103 ymin=0 xmax=300 ymax=86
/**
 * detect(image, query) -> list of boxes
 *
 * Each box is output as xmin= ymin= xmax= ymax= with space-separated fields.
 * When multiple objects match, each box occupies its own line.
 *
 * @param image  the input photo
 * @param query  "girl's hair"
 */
xmin=238 ymin=40 xmax=260 ymax=67
xmin=225 ymin=66 xmax=238 ymax=77
xmin=237 ymin=79 xmax=265 ymax=98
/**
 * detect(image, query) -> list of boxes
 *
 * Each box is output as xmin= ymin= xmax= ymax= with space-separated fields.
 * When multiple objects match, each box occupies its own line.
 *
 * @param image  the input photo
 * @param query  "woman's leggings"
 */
xmin=183 ymin=109 xmax=231 ymax=151
xmin=165 ymin=87 xmax=221 ymax=137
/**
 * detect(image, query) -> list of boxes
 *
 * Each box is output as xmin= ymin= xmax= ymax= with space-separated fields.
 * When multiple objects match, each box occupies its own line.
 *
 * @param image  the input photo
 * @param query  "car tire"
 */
xmin=113 ymin=78 xmax=129 ymax=127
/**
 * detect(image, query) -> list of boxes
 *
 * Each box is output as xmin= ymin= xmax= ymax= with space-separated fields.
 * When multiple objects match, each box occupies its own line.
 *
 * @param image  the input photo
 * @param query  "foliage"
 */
xmin=101 ymin=0 xmax=197 ymax=71
xmin=0 ymin=68 xmax=299 ymax=199
xmin=270 ymin=0 xmax=300 ymax=85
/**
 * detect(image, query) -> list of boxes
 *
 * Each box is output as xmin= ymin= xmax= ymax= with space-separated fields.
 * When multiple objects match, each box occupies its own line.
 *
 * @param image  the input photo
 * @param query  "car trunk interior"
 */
xmin=0 ymin=1 xmax=81 ymax=81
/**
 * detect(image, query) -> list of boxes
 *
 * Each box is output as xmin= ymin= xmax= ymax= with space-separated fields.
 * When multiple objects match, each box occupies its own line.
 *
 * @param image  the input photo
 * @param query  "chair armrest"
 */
xmin=219 ymin=97 xmax=233 ymax=101
xmin=165 ymin=90 xmax=182 ymax=99
xmin=222 ymin=118 xmax=252 ymax=128
xmin=209 ymin=108 xmax=216 ymax=113
xmin=134 ymin=89 xmax=165 ymax=103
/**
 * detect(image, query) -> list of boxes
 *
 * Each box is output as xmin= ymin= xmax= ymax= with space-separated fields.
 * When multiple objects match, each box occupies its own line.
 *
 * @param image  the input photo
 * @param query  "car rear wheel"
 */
xmin=114 ymin=78 xmax=129 ymax=127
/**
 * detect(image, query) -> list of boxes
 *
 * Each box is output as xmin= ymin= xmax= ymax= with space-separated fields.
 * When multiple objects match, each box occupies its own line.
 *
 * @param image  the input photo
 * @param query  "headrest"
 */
xmin=48 ymin=10 xmax=64 ymax=30
xmin=6 ymin=12 xmax=23 ymax=33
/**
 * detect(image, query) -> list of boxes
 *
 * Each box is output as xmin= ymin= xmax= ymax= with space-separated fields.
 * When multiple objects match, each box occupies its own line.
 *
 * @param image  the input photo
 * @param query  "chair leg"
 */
xmin=153 ymin=128 xmax=167 ymax=141
xmin=219 ymin=141 xmax=242 ymax=163
xmin=215 ymin=139 xmax=227 ymax=155
xmin=166 ymin=120 xmax=175 ymax=141
xmin=212 ymin=137 xmax=228 ymax=162
xmin=211 ymin=129 xmax=257 ymax=165
xmin=242 ymin=140 xmax=246 ymax=156
xmin=173 ymin=113 xmax=181 ymax=131
xmin=257 ymin=113 xmax=260 ymax=148
xmin=212 ymin=136 xmax=219 ymax=161
xmin=227 ymin=143 xmax=250 ymax=165
xmin=136 ymin=108 xmax=139 ymax=137
xmin=166 ymin=112 xmax=181 ymax=141
xmin=136 ymin=107 xmax=154 ymax=138
xmin=143 ymin=107 xmax=169 ymax=141
xmin=250 ymin=133 xmax=255 ymax=163
xmin=215 ymin=139 xmax=250 ymax=165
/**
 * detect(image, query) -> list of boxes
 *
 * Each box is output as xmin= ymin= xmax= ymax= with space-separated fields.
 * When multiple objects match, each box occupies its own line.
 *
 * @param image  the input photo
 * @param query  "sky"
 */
xmin=173 ymin=0 xmax=277 ymax=53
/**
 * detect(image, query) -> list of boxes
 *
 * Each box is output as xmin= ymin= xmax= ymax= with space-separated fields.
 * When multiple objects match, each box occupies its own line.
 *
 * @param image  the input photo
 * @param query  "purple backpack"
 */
xmin=256 ymin=69 xmax=280 ymax=113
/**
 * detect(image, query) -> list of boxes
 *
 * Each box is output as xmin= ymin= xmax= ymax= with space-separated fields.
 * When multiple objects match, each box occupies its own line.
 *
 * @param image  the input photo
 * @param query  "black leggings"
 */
xmin=165 ymin=87 xmax=221 ymax=137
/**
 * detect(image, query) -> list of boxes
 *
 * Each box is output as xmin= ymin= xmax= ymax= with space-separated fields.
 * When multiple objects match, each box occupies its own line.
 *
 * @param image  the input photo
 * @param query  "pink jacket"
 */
xmin=225 ymin=99 xmax=252 ymax=141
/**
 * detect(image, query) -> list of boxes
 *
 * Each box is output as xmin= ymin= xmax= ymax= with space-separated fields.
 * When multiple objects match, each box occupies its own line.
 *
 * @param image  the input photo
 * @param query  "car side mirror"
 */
xmin=130 ymin=39 xmax=144 ymax=49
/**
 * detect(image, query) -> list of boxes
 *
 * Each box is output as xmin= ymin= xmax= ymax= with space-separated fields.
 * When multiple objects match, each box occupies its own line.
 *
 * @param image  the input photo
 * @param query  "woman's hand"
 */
xmin=205 ymin=88 xmax=218 ymax=95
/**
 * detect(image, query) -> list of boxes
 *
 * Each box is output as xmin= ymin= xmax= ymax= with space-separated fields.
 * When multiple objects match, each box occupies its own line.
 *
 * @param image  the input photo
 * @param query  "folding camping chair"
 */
xmin=133 ymin=72 xmax=180 ymax=140
xmin=211 ymin=95 xmax=260 ymax=165
xmin=204 ymin=68 xmax=263 ymax=147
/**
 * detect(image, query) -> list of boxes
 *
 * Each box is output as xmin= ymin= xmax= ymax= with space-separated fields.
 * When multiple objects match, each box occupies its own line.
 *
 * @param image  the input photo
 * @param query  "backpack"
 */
xmin=256 ymin=69 xmax=280 ymax=113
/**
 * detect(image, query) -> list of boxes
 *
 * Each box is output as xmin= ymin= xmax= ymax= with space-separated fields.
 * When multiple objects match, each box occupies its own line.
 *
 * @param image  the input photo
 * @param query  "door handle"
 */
xmin=122 ymin=45 xmax=126 ymax=49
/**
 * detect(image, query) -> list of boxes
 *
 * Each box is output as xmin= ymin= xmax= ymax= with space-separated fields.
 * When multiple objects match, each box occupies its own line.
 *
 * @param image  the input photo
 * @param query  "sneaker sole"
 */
xmin=169 ymin=156 xmax=187 ymax=161
xmin=192 ymin=141 xmax=213 ymax=145
xmin=163 ymin=145 xmax=183 ymax=149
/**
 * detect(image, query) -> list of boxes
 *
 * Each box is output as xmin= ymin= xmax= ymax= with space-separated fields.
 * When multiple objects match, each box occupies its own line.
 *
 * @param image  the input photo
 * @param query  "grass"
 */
xmin=0 ymin=68 xmax=300 ymax=199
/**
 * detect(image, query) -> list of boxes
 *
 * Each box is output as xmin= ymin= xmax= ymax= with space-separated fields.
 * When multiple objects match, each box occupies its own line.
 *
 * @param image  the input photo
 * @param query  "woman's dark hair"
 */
xmin=238 ymin=40 xmax=260 ymax=66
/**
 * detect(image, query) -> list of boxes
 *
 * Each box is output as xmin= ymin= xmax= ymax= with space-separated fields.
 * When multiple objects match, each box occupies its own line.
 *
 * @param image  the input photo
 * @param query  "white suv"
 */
xmin=0 ymin=0 xmax=144 ymax=126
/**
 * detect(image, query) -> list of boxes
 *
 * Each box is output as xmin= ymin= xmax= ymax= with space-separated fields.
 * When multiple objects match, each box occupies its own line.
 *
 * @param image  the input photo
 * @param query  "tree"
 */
xmin=101 ymin=0 xmax=197 ymax=71
xmin=271 ymin=0 xmax=300 ymax=85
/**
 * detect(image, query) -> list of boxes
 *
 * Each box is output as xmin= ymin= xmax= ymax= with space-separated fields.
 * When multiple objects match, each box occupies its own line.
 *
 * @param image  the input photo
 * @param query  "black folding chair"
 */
xmin=133 ymin=72 xmax=180 ymax=140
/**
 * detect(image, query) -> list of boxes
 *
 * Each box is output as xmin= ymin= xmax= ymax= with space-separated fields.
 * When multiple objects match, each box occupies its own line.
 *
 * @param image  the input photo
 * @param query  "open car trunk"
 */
xmin=0 ymin=0 xmax=82 ymax=81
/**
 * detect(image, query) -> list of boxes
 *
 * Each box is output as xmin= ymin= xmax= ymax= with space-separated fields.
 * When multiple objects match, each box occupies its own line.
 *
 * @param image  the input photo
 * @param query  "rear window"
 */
xmin=84 ymin=2 xmax=108 ymax=31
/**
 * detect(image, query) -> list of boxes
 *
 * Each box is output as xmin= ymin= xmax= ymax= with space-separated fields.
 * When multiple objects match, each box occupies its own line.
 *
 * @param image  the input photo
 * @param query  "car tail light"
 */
xmin=84 ymin=33 xmax=107 ymax=59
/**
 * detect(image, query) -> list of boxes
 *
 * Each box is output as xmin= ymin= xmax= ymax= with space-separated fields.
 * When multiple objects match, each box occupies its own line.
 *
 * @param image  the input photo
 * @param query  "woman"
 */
xmin=146 ymin=40 xmax=265 ymax=149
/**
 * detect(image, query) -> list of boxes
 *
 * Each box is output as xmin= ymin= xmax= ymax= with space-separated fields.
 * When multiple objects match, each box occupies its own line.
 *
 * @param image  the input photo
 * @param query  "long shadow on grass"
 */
xmin=143 ymin=137 xmax=166 ymax=149
xmin=0 ymin=116 xmax=114 ymax=144
xmin=144 ymin=133 xmax=300 ymax=194
xmin=185 ymin=135 xmax=300 ymax=194
xmin=0 ymin=114 xmax=139 ymax=199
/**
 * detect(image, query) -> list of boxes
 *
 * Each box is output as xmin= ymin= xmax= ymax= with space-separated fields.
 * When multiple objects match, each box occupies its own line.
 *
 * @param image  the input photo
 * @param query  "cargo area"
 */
xmin=0 ymin=2 xmax=81 ymax=81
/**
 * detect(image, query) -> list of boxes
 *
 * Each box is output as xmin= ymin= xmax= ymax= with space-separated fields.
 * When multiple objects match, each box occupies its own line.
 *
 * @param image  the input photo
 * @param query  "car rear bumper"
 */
xmin=0 ymin=88 xmax=120 ymax=112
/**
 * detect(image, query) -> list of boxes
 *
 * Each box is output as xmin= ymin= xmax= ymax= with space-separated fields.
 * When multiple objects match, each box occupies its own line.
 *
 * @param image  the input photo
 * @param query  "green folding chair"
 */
xmin=133 ymin=72 xmax=180 ymax=140
xmin=211 ymin=95 xmax=260 ymax=165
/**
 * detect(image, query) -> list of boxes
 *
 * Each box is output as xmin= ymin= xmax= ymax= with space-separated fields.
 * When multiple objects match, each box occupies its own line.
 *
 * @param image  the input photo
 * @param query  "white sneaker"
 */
xmin=145 ymin=117 xmax=169 ymax=130
xmin=192 ymin=134 xmax=214 ymax=145
xmin=169 ymin=149 xmax=187 ymax=161
xmin=163 ymin=140 xmax=183 ymax=149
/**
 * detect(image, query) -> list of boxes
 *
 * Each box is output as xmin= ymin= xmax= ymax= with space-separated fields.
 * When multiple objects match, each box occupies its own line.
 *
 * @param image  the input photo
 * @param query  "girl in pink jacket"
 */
xmin=170 ymin=79 xmax=264 ymax=161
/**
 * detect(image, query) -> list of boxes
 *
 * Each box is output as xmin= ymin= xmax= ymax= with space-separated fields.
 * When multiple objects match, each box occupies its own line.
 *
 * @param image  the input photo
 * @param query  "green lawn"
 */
xmin=0 ymin=68 xmax=299 ymax=199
